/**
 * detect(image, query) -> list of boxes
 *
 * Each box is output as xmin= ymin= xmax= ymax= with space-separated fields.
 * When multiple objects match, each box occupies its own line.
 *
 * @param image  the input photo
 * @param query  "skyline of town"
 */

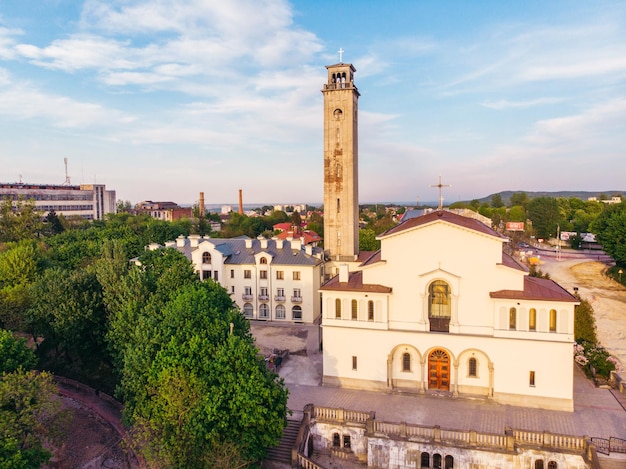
xmin=1 ymin=0 xmax=625 ymax=203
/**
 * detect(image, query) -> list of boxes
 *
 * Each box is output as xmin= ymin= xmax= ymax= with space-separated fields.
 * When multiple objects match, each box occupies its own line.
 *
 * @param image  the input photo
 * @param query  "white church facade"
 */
xmin=320 ymin=210 xmax=578 ymax=411
xmin=319 ymin=61 xmax=578 ymax=412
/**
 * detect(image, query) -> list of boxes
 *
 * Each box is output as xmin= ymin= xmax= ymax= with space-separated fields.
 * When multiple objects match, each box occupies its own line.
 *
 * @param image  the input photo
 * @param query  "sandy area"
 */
xmin=251 ymin=323 xmax=323 ymax=386
xmin=538 ymin=252 xmax=626 ymax=372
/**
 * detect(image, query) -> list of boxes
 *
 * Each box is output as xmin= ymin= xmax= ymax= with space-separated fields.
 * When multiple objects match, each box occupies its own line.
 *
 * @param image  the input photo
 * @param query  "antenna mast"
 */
xmin=63 ymin=158 xmax=71 ymax=185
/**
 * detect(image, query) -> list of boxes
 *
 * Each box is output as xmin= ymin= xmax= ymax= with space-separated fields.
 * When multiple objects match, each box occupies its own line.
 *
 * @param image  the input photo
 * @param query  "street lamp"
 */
xmin=619 ymin=268 xmax=624 ymax=283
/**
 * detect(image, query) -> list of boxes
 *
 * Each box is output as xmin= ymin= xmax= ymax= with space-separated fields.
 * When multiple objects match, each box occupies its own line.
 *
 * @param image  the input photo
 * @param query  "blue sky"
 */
xmin=1 ymin=0 xmax=625 ymax=206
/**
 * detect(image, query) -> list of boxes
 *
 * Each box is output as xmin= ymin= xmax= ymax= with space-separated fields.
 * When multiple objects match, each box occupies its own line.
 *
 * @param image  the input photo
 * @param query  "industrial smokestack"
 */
xmin=238 ymin=189 xmax=243 ymax=214
xmin=199 ymin=192 xmax=205 ymax=217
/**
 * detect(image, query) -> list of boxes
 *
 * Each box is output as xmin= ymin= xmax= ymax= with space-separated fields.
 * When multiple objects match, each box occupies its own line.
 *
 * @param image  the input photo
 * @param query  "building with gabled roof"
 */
xmin=320 ymin=209 xmax=578 ymax=411
xmin=157 ymin=235 xmax=325 ymax=324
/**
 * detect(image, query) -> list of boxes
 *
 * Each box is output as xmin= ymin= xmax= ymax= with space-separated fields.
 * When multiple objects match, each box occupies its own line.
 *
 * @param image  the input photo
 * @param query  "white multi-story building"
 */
xmin=161 ymin=235 xmax=325 ymax=324
xmin=0 ymin=182 xmax=116 ymax=220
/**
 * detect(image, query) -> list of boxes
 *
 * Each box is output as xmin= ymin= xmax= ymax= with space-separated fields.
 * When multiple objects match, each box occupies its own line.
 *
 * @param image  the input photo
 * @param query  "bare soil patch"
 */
xmin=251 ymin=323 xmax=309 ymax=357
xmin=539 ymin=256 xmax=626 ymax=371
xmin=44 ymin=396 xmax=133 ymax=469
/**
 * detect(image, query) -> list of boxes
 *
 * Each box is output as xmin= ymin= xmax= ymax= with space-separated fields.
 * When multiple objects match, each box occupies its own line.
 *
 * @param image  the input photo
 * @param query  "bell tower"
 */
xmin=322 ymin=57 xmax=360 ymax=261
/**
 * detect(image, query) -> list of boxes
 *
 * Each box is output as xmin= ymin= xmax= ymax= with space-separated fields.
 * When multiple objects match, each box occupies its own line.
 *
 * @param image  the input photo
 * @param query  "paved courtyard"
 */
xmin=253 ymin=323 xmax=626 ymax=442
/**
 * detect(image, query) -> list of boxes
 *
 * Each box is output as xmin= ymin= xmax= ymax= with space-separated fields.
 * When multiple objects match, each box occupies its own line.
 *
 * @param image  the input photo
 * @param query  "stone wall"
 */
xmin=305 ymin=405 xmax=591 ymax=469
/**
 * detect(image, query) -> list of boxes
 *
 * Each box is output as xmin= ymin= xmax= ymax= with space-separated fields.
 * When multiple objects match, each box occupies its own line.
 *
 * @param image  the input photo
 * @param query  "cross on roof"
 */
xmin=338 ymin=48 xmax=344 ymax=63
xmin=430 ymin=176 xmax=451 ymax=210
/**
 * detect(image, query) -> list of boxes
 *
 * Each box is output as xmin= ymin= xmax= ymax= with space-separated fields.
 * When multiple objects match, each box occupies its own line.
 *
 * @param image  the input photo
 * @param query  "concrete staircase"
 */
xmin=265 ymin=418 xmax=301 ymax=464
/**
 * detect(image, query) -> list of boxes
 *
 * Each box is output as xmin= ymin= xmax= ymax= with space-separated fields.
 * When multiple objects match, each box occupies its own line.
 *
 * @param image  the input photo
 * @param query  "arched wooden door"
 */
xmin=428 ymin=349 xmax=450 ymax=391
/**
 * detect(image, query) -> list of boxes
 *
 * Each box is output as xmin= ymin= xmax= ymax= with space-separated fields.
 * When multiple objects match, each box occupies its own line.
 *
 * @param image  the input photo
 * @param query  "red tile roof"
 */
xmin=320 ymin=270 xmax=392 ymax=293
xmin=490 ymin=276 xmax=578 ymax=302
xmin=274 ymin=229 xmax=321 ymax=244
xmin=380 ymin=210 xmax=507 ymax=240
xmin=500 ymin=251 xmax=528 ymax=272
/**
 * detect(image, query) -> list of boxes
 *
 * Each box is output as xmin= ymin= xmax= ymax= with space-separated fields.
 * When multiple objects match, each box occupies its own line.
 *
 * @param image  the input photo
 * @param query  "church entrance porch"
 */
xmin=428 ymin=349 xmax=450 ymax=391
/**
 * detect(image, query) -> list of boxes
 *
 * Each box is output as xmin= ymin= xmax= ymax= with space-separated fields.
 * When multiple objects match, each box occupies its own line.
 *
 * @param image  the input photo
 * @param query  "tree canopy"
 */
xmin=592 ymin=201 xmax=626 ymax=265
xmin=119 ymin=278 xmax=289 ymax=466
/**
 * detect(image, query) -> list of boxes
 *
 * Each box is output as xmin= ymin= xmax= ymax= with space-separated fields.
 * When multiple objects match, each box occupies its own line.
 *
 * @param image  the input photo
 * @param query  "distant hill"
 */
xmin=470 ymin=190 xmax=625 ymax=206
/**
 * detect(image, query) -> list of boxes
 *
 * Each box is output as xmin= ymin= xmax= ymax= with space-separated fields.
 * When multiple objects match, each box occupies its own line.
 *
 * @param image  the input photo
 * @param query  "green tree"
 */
xmin=508 ymin=206 xmax=526 ymax=223
xmin=121 ymin=282 xmax=288 ymax=466
xmin=509 ymin=192 xmax=529 ymax=209
xmin=0 ymin=241 xmax=41 ymax=330
xmin=359 ymin=228 xmax=380 ymax=251
xmin=0 ymin=329 xmax=37 ymax=374
xmin=0 ymin=370 xmax=65 ymax=468
xmin=574 ymin=298 xmax=597 ymax=344
xmin=490 ymin=193 xmax=504 ymax=208
xmin=591 ymin=201 xmax=626 ymax=265
xmin=527 ymin=197 xmax=561 ymax=240
xmin=290 ymin=210 xmax=302 ymax=227
xmin=306 ymin=211 xmax=323 ymax=238
xmin=0 ymin=198 xmax=43 ymax=243
xmin=28 ymin=267 xmax=108 ymax=378
xmin=42 ymin=210 xmax=64 ymax=236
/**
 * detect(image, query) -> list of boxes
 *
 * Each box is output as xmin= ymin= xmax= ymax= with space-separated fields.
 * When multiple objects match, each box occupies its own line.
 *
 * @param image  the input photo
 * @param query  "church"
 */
xmin=319 ymin=61 xmax=578 ymax=412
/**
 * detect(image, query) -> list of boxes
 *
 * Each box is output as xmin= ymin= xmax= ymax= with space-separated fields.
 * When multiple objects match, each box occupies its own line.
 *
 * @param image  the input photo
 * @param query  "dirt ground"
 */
xmin=538 ymin=253 xmax=626 ymax=373
xmin=44 ymin=396 xmax=133 ymax=469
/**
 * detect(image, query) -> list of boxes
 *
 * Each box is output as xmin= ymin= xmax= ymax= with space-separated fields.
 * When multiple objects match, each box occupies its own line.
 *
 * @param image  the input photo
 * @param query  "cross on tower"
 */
xmin=338 ymin=48 xmax=344 ymax=63
xmin=430 ymin=176 xmax=451 ymax=210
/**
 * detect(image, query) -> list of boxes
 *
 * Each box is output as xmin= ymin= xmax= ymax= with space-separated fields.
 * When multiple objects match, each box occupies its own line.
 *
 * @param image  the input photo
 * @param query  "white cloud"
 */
xmin=525 ymin=98 xmax=626 ymax=147
xmin=0 ymin=73 xmax=135 ymax=128
xmin=9 ymin=0 xmax=323 ymax=96
xmin=0 ymin=26 xmax=21 ymax=60
xmin=481 ymin=97 xmax=567 ymax=110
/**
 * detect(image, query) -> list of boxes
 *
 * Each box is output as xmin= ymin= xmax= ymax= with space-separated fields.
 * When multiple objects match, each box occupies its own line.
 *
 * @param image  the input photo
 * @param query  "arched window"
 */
xmin=351 ymin=299 xmax=358 ymax=320
xmin=292 ymin=305 xmax=302 ymax=320
xmin=275 ymin=304 xmax=286 ymax=319
xmin=243 ymin=303 xmax=253 ymax=317
xmin=260 ymin=257 xmax=267 ymax=264
xmin=420 ymin=452 xmax=430 ymax=468
xmin=433 ymin=453 xmax=442 ymax=469
xmin=549 ymin=309 xmax=557 ymax=332
xmin=429 ymin=280 xmax=451 ymax=332
xmin=259 ymin=303 xmax=269 ymax=318
xmin=444 ymin=455 xmax=454 ymax=469
xmin=529 ymin=308 xmax=537 ymax=331
xmin=335 ymin=299 xmax=342 ymax=318
xmin=368 ymin=300 xmax=374 ymax=321
xmin=509 ymin=307 xmax=517 ymax=330
xmin=534 ymin=460 xmax=544 ymax=469
xmin=547 ymin=461 xmax=557 ymax=469
xmin=202 ymin=252 xmax=211 ymax=264
xmin=332 ymin=432 xmax=340 ymax=447
xmin=402 ymin=352 xmax=411 ymax=372
xmin=468 ymin=357 xmax=477 ymax=377
xmin=429 ymin=281 xmax=451 ymax=317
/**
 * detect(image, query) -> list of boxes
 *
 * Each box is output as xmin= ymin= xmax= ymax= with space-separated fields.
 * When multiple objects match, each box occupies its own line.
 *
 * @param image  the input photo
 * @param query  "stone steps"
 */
xmin=266 ymin=418 xmax=301 ymax=463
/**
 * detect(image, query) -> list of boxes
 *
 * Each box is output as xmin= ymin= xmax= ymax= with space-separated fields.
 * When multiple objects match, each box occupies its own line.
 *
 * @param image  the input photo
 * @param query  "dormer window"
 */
xmin=260 ymin=257 xmax=267 ymax=264
xmin=202 ymin=252 xmax=211 ymax=264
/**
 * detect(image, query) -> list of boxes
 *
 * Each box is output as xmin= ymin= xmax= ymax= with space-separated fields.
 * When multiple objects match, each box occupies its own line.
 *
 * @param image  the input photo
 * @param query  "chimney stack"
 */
xmin=238 ymin=189 xmax=243 ymax=214
xmin=199 ymin=192 xmax=205 ymax=217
